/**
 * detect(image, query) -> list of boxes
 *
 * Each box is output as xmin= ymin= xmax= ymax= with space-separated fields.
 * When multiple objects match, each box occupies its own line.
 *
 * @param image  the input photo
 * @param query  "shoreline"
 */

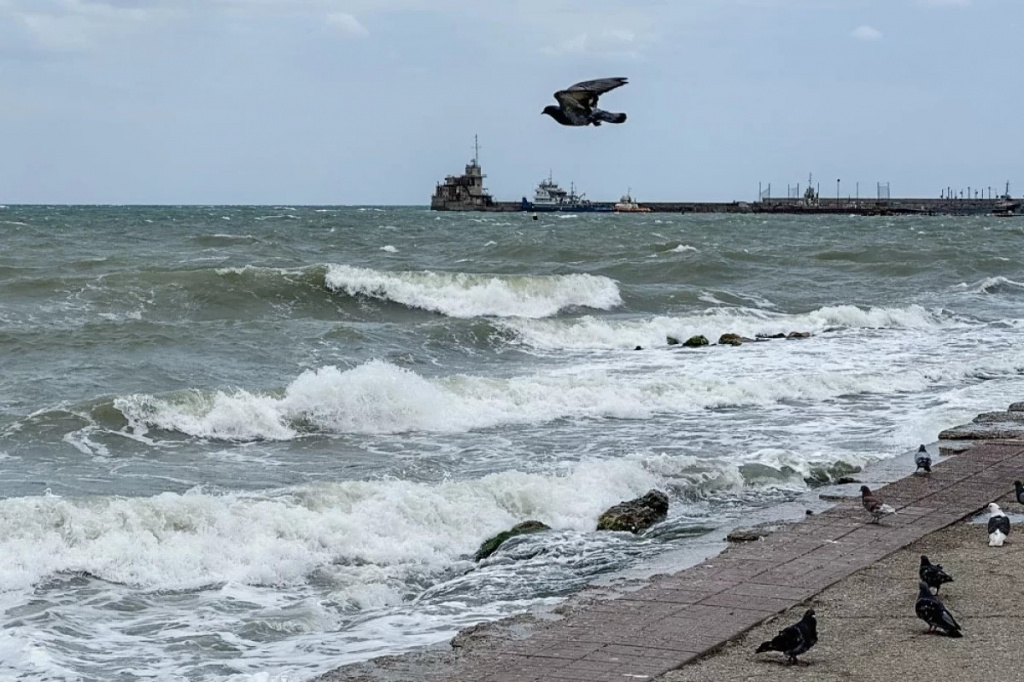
xmin=313 ymin=404 xmax=1024 ymax=682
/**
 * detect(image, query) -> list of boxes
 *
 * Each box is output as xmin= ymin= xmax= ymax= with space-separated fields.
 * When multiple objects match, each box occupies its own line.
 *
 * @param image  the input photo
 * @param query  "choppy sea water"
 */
xmin=1 ymin=205 xmax=1023 ymax=680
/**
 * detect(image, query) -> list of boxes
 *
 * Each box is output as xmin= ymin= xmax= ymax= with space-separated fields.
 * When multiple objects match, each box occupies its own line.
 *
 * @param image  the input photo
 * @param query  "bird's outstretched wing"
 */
xmin=554 ymin=77 xmax=628 ymax=112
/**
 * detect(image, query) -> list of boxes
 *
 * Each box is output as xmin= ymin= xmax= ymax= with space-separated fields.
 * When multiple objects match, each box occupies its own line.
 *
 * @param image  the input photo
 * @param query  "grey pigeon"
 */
xmin=860 ymin=485 xmax=897 ymax=523
xmin=919 ymin=555 xmax=953 ymax=593
xmin=987 ymin=502 xmax=1011 ymax=547
xmin=915 ymin=445 xmax=931 ymax=474
xmin=1014 ymin=480 xmax=1023 ymax=505
xmin=755 ymin=609 xmax=818 ymax=665
xmin=542 ymin=77 xmax=629 ymax=127
xmin=915 ymin=580 xmax=962 ymax=637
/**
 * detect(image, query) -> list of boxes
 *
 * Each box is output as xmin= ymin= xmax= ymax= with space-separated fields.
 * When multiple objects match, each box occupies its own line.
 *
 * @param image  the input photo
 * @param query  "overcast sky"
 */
xmin=1 ymin=0 xmax=1020 ymax=204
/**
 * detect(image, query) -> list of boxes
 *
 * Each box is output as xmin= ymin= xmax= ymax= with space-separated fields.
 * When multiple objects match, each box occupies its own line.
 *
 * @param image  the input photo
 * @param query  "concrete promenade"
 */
xmin=405 ymin=441 xmax=1024 ymax=682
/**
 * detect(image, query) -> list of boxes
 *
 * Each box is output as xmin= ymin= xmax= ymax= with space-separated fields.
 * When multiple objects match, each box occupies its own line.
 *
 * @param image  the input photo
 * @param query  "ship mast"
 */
xmin=473 ymin=134 xmax=480 ymax=166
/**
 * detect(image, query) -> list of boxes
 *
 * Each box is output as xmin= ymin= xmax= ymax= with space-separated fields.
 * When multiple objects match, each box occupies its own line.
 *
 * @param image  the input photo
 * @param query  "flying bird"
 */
xmin=919 ymin=555 xmax=953 ymax=593
xmin=1014 ymin=480 xmax=1024 ymax=506
xmin=860 ymin=485 xmax=897 ymax=524
xmin=915 ymin=445 xmax=931 ymax=474
xmin=755 ymin=609 xmax=818 ymax=665
xmin=915 ymin=579 xmax=962 ymax=637
xmin=987 ymin=502 xmax=1011 ymax=547
xmin=542 ymin=77 xmax=629 ymax=127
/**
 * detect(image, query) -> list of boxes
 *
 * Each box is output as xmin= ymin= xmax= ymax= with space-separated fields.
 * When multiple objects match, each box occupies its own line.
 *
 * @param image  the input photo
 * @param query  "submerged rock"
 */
xmin=474 ymin=520 xmax=551 ymax=562
xmin=596 ymin=490 xmax=669 ymax=533
xmin=787 ymin=331 xmax=812 ymax=339
xmin=1009 ymin=402 xmax=1024 ymax=413
xmin=683 ymin=335 xmax=709 ymax=348
xmin=718 ymin=333 xmax=744 ymax=346
xmin=666 ymin=336 xmax=681 ymax=346
xmin=727 ymin=528 xmax=771 ymax=543
xmin=804 ymin=461 xmax=863 ymax=487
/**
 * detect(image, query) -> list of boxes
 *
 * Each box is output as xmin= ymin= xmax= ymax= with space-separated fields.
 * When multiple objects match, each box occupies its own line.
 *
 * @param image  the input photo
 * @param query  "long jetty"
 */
xmin=468 ymin=197 xmax=1013 ymax=216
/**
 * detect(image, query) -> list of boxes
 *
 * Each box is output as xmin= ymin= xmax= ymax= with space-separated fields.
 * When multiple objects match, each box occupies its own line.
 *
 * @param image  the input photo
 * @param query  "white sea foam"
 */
xmin=108 ymin=347 xmax=1021 ymax=443
xmin=953 ymin=276 xmax=1024 ymax=295
xmin=668 ymin=244 xmax=699 ymax=253
xmin=323 ymin=265 xmax=622 ymax=318
xmin=380 ymin=245 xmax=398 ymax=253
xmin=0 ymin=453 xmax=723 ymax=594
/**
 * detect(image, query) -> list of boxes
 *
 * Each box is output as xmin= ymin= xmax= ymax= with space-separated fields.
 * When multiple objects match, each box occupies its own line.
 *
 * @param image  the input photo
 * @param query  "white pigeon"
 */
xmin=987 ymin=502 xmax=1011 ymax=547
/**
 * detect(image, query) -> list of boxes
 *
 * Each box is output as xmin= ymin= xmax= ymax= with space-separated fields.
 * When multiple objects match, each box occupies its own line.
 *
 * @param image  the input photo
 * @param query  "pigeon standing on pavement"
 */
xmin=919 ymin=555 xmax=953 ymax=593
xmin=541 ymin=77 xmax=629 ymax=127
xmin=915 ymin=580 xmax=963 ymax=637
xmin=860 ymin=485 xmax=897 ymax=524
xmin=915 ymin=445 xmax=931 ymax=474
xmin=987 ymin=502 xmax=1011 ymax=547
xmin=1014 ymin=480 xmax=1024 ymax=506
xmin=755 ymin=609 xmax=818 ymax=665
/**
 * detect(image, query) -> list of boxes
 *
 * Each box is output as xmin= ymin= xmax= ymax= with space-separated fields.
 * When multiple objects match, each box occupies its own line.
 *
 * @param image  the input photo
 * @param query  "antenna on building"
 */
xmin=473 ymin=135 xmax=480 ymax=166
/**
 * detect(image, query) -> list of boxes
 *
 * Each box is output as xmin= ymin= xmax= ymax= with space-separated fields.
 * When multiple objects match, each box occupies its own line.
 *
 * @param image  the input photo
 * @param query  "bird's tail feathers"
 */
xmin=989 ymin=530 xmax=1007 ymax=547
xmin=593 ymin=109 xmax=627 ymax=124
xmin=755 ymin=641 xmax=773 ymax=653
xmin=880 ymin=504 xmax=896 ymax=515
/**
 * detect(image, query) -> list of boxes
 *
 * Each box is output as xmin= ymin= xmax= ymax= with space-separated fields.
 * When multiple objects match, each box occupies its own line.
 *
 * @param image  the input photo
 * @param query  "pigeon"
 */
xmin=987 ymin=502 xmax=1011 ymax=547
xmin=860 ymin=485 xmax=897 ymax=523
xmin=919 ymin=555 xmax=953 ymax=593
xmin=915 ymin=579 xmax=962 ymax=637
xmin=914 ymin=445 xmax=931 ymax=474
xmin=755 ymin=609 xmax=818 ymax=665
xmin=541 ymin=77 xmax=629 ymax=127
xmin=1015 ymin=480 xmax=1024 ymax=506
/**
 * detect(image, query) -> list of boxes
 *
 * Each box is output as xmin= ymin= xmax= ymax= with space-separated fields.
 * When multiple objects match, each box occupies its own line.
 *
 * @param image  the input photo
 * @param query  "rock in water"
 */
xmin=682 ymin=335 xmax=708 ymax=348
xmin=596 ymin=490 xmax=669 ymax=533
xmin=755 ymin=609 xmax=818 ymax=665
xmin=1014 ymin=480 xmax=1024 ymax=506
xmin=474 ymin=520 xmax=551 ymax=562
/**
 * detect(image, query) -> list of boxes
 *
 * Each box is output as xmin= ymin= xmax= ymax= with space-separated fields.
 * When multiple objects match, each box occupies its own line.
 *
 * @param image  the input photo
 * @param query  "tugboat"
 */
xmin=430 ymin=136 xmax=498 ymax=211
xmin=520 ymin=173 xmax=612 ymax=212
xmin=993 ymin=181 xmax=1021 ymax=217
xmin=613 ymin=189 xmax=651 ymax=213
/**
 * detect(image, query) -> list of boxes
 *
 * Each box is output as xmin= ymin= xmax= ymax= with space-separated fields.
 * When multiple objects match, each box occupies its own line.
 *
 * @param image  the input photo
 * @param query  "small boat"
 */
xmin=613 ymin=190 xmax=651 ymax=213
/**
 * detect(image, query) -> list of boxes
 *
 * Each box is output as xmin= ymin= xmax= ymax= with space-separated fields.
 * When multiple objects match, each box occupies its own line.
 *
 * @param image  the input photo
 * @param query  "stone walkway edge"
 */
xmin=433 ymin=442 xmax=1024 ymax=682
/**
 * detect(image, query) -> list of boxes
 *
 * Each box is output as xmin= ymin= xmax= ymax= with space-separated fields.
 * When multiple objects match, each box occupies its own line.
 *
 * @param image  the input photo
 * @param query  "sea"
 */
xmin=1 ymin=205 xmax=1023 ymax=681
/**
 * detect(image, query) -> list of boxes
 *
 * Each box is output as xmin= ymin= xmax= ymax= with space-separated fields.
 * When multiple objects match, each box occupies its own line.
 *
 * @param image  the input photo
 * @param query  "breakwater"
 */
xmin=445 ymin=197 xmax=1015 ymax=216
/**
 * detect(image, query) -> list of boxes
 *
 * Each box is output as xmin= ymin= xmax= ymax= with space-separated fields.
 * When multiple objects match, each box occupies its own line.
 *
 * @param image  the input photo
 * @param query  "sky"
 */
xmin=0 ymin=0 xmax=1021 ymax=204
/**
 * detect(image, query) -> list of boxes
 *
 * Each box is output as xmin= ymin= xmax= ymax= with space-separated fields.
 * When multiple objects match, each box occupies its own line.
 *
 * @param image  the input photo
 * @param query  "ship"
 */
xmin=613 ymin=189 xmax=651 ymax=213
xmin=430 ymin=136 xmax=503 ymax=211
xmin=519 ymin=173 xmax=613 ymax=213
xmin=992 ymin=181 xmax=1021 ymax=217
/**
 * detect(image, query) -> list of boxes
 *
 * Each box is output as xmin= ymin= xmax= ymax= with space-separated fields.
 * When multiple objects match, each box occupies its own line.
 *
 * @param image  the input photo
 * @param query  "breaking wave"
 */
xmin=323 ymin=265 xmax=622 ymax=318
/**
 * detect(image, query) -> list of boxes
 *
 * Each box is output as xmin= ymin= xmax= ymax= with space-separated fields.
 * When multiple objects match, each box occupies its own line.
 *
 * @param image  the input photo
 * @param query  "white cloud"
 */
xmin=326 ymin=12 xmax=367 ymax=36
xmin=541 ymin=28 xmax=640 ymax=58
xmin=851 ymin=25 xmax=883 ymax=41
xmin=7 ymin=0 xmax=174 ymax=53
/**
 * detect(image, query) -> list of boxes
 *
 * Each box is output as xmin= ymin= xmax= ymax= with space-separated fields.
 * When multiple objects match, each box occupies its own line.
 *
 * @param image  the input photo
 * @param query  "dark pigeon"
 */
xmin=987 ymin=502 xmax=1011 ymax=547
xmin=919 ymin=555 xmax=953 ymax=593
xmin=1015 ymin=480 xmax=1024 ymax=506
xmin=915 ymin=580 xmax=962 ymax=637
xmin=860 ymin=485 xmax=896 ymax=523
xmin=915 ymin=445 xmax=931 ymax=474
xmin=542 ymin=77 xmax=629 ymax=127
xmin=755 ymin=609 xmax=818 ymax=665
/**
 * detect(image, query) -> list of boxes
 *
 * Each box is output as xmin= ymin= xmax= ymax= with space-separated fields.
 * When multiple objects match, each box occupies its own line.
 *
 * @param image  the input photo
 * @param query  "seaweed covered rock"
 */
xmin=682 ymin=335 xmax=709 ymax=348
xmin=596 ymin=490 xmax=669 ymax=533
xmin=474 ymin=520 xmax=550 ymax=562
xmin=718 ymin=333 xmax=744 ymax=346
xmin=804 ymin=461 xmax=862 ymax=487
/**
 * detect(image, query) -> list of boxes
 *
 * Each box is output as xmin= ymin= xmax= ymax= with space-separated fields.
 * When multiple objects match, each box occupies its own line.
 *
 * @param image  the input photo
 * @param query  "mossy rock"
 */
xmin=666 ymin=336 xmax=681 ymax=346
xmin=682 ymin=335 xmax=709 ymax=348
xmin=718 ymin=333 xmax=743 ymax=346
xmin=805 ymin=461 xmax=863 ymax=487
xmin=474 ymin=520 xmax=551 ymax=562
xmin=596 ymin=490 xmax=669 ymax=533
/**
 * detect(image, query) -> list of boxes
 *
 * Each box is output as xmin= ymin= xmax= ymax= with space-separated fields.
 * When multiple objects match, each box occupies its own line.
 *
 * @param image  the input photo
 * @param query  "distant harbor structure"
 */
xmin=429 ymin=138 xmax=1020 ymax=216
